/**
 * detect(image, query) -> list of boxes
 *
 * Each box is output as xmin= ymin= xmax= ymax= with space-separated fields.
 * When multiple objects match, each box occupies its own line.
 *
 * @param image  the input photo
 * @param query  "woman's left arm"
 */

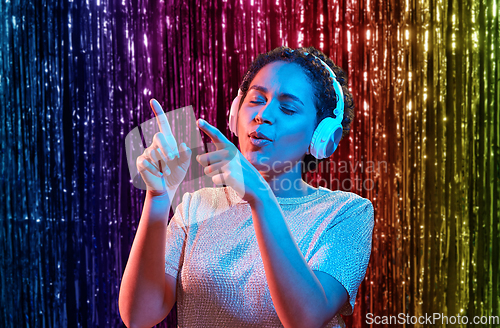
xmin=249 ymin=191 xmax=348 ymax=328
xmin=195 ymin=119 xmax=348 ymax=327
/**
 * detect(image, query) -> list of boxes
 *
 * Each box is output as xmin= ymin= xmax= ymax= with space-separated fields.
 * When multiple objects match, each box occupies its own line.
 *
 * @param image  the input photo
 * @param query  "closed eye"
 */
xmin=280 ymin=107 xmax=295 ymax=115
xmin=249 ymin=101 xmax=296 ymax=116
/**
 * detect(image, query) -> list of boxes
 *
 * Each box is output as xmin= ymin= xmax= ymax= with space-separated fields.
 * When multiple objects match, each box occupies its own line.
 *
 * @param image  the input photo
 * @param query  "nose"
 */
xmin=254 ymin=99 xmax=277 ymax=124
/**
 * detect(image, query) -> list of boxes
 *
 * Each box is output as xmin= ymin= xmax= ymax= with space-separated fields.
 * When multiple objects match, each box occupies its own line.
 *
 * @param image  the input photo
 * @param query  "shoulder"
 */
xmin=321 ymin=189 xmax=373 ymax=209
xmin=322 ymin=189 xmax=374 ymax=226
xmin=328 ymin=189 xmax=371 ymax=203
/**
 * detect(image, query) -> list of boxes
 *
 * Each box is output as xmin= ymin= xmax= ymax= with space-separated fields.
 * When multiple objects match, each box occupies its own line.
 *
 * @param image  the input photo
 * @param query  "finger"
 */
xmin=196 ymin=149 xmax=228 ymax=167
xmin=153 ymin=130 xmax=179 ymax=160
xmin=163 ymin=133 xmax=180 ymax=159
xmin=178 ymin=142 xmax=192 ymax=163
xmin=203 ymin=161 xmax=227 ymax=177
xmin=153 ymin=132 xmax=174 ymax=161
xmin=145 ymin=147 xmax=161 ymax=169
xmin=153 ymin=148 xmax=171 ymax=174
xmin=150 ymin=99 xmax=174 ymax=136
xmin=145 ymin=147 xmax=171 ymax=175
xmin=211 ymin=172 xmax=229 ymax=187
xmin=137 ymin=156 xmax=164 ymax=178
xmin=197 ymin=119 xmax=231 ymax=150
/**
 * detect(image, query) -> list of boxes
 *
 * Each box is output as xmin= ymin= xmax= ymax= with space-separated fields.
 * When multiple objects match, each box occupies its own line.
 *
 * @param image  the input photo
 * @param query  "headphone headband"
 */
xmin=293 ymin=50 xmax=344 ymax=125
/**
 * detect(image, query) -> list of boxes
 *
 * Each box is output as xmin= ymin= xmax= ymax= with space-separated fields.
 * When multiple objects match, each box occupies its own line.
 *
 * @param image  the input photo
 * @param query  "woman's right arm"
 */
xmin=118 ymin=191 xmax=177 ymax=328
xmin=119 ymin=99 xmax=192 ymax=327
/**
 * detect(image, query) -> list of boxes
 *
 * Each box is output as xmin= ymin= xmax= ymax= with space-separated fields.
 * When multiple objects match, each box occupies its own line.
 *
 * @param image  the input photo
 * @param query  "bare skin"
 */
xmin=119 ymin=61 xmax=349 ymax=327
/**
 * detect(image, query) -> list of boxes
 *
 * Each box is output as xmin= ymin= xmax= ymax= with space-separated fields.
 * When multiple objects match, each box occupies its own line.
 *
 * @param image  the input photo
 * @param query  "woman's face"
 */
xmin=237 ymin=60 xmax=317 ymax=173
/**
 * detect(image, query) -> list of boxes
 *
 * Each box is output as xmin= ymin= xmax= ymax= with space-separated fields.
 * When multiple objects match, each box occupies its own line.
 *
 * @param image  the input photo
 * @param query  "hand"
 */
xmin=195 ymin=118 xmax=270 ymax=204
xmin=136 ymin=99 xmax=192 ymax=197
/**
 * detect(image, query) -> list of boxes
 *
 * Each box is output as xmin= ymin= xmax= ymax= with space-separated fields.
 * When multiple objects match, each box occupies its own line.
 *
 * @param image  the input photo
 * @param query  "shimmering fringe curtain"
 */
xmin=0 ymin=0 xmax=498 ymax=327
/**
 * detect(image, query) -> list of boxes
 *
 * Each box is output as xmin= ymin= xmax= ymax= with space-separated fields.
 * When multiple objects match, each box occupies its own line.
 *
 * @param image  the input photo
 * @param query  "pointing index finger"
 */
xmin=150 ymin=98 xmax=173 ymax=135
xmin=197 ymin=118 xmax=231 ymax=149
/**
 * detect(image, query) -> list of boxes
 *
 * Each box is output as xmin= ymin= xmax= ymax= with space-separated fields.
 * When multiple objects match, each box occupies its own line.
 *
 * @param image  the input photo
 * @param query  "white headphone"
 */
xmin=228 ymin=50 xmax=345 ymax=159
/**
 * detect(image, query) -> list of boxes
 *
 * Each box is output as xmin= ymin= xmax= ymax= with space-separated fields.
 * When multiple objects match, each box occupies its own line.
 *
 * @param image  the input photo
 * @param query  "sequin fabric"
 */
xmin=164 ymin=186 xmax=374 ymax=327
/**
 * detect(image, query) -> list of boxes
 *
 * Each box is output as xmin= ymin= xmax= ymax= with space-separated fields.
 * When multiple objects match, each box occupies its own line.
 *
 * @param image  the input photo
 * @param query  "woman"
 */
xmin=119 ymin=46 xmax=374 ymax=328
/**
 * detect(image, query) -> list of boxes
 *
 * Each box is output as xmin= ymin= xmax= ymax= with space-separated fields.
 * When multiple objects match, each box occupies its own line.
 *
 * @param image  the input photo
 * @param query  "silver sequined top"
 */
xmin=165 ymin=186 xmax=374 ymax=327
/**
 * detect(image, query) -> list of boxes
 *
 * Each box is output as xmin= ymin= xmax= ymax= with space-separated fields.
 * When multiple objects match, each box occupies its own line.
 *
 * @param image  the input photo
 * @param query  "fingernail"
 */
xmin=151 ymin=99 xmax=158 ymax=113
xmin=198 ymin=119 xmax=204 ymax=126
xmin=158 ymin=172 xmax=163 ymax=177
xmin=168 ymin=152 xmax=173 ymax=160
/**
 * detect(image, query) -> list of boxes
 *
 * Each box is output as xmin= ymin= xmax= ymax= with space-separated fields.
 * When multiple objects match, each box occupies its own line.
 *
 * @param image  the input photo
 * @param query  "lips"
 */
xmin=249 ymin=130 xmax=273 ymax=141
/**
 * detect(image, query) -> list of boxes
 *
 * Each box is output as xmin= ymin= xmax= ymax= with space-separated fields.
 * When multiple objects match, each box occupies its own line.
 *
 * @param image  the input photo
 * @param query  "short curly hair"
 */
xmin=236 ymin=46 xmax=354 ymax=173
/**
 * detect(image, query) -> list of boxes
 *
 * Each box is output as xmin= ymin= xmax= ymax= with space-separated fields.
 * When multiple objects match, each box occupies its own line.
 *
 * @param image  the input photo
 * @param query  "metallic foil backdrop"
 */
xmin=0 ymin=0 xmax=498 ymax=327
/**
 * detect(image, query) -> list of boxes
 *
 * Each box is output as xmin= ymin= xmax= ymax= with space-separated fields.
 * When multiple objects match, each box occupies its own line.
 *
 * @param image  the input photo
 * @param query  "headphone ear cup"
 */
xmin=309 ymin=118 xmax=343 ymax=159
xmin=325 ymin=124 xmax=343 ymax=156
xmin=229 ymin=94 xmax=242 ymax=136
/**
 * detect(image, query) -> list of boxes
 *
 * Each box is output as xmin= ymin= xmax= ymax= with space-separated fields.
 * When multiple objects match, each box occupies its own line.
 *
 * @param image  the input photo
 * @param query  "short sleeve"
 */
xmin=164 ymin=192 xmax=192 ymax=281
xmin=308 ymin=198 xmax=375 ymax=316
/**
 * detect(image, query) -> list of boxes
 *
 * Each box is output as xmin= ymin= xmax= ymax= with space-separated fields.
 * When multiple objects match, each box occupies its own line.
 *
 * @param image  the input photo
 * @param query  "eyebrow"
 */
xmin=248 ymin=85 xmax=305 ymax=107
